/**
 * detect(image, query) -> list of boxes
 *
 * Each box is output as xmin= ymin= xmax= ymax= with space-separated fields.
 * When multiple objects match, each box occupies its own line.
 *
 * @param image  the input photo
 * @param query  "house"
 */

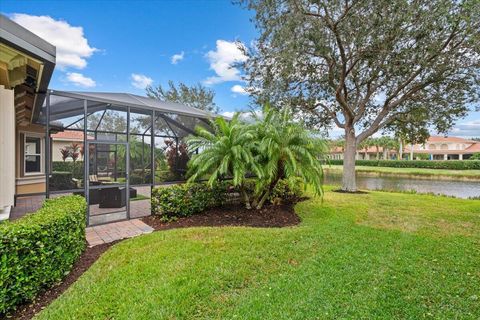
xmin=405 ymin=136 xmax=480 ymax=160
xmin=1 ymin=14 xmax=56 ymax=218
xmin=329 ymin=136 xmax=480 ymax=161
xmin=329 ymin=146 xmax=398 ymax=160
xmin=1 ymin=15 xmax=219 ymax=224
xmin=51 ymin=130 xmax=91 ymax=162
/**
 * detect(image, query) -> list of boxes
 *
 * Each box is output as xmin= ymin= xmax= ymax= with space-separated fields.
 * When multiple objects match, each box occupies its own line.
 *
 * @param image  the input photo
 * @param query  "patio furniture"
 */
xmin=73 ymin=189 xmax=100 ymax=204
xmin=89 ymin=174 xmax=102 ymax=186
xmin=99 ymin=187 xmax=126 ymax=208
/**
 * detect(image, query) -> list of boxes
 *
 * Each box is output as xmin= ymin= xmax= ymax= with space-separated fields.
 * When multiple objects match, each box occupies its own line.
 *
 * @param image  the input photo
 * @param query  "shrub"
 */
xmin=49 ymin=171 xmax=75 ymax=191
xmin=0 ymin=196 xmax=86 ymax=315
xmin=151 ymin=182 xmax=228 ymax=220
xmin=327 ymin=159 xmax=480 ymax=170
xmin=269 ymin=178 xmax=303 ymax=203
xmin=129 ymin=174 xmax=145 ymax=185
xmin=186 ymin=106 xmax=325 ymax=210
xmin=151 ymin=179 xmax=302 ymax=221
xmin=52 ymin=161 xmax=84 ymax=179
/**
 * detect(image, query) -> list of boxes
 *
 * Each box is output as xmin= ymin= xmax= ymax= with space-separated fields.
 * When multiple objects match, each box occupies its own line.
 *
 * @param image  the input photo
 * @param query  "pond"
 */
xmin=324 ymin=172 xmax=480 ymax=199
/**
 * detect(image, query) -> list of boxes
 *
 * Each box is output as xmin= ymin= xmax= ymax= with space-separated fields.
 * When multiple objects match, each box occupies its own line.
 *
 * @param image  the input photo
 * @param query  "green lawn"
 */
xmin=325 ymin=164 xmax=480 ymax=179
xmin=38 ymin=188 xmax=480 ymax=319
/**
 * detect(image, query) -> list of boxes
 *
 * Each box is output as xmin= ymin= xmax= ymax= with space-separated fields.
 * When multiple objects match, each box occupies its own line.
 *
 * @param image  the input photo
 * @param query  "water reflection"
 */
xmin=324 ymin=172 xmax=480 ymax=199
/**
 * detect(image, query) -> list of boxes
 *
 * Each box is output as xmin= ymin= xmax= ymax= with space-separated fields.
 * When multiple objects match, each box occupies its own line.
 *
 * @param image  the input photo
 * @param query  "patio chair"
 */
xmin=89 ymin=174 xmax=102 ymax=186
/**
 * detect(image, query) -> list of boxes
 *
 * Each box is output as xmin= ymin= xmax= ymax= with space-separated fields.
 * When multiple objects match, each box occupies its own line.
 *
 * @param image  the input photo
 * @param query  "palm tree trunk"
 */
xmin=240 ymin=185 xmax=251 ymax=209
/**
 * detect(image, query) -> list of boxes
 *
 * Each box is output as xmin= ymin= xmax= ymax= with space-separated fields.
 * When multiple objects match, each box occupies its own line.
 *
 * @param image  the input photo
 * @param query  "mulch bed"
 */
xmin=142 ymin=201 xmax=301 ymax=231
xmin=7 ymin=201 xmax=301 ymax=319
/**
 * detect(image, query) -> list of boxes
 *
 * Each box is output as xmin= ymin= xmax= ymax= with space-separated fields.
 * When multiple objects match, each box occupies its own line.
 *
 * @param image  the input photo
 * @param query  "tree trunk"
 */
xmin=399 ymin=139 xmax=403 ymax=160
xmin=342 ymin=127 xmax=357 ymax=192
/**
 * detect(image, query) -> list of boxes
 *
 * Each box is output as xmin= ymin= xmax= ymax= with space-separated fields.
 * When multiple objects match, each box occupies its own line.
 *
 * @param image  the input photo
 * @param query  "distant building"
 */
xmin=405 ymin=136 xmax=480 ymax=160
xmin=329 ymin=136 xmax=480 ymax=161
xmin=329 ymin=146 xmax=398 ymax=160
xmin=50 ymin=130 xmax=91 ymax=162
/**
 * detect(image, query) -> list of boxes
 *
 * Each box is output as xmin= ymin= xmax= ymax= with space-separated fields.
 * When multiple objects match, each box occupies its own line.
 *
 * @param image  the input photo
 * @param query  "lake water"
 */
xmin=324 ymin=172 xmax=480 ymax=199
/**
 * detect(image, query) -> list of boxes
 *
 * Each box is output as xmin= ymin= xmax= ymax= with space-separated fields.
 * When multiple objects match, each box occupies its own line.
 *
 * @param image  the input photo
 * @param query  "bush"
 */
xmin=129 ymin=174 xmax=145 ymax=185
xmin=52 ymin=161 xmax=84 ymax=179
xmin=270 ymin=178 xmax=303 ymax=203
xmin=49 ymin=171 xmax=75 ymax=190
xmin=469 ymin=153 xmax=480 ymax=160
xmin=327 ymin=159 xmax=480 ymax=170
xmin=151 ymin=182 xmax=228 ymax=220
xmin=0 ymin=196 xmax=86 ymax=315
xmin=151 ymin=179 xmax=302 ymax=221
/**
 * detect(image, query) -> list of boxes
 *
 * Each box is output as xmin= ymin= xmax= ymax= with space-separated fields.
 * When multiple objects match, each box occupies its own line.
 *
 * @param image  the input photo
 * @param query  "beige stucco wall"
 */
xmin=52 ymin=139 xmax=84 ymax=162
xmin=0 ymin=85 xmax=16 ymax=212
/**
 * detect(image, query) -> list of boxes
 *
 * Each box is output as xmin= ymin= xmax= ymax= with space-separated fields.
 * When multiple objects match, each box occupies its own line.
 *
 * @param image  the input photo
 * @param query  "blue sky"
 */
xmin=2 ymin=0 xmax=479 ymax=137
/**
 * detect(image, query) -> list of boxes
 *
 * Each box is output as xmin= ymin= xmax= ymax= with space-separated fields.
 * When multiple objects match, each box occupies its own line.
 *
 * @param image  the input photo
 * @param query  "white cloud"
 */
xmin=449 ymin=119 xmax=480 ymax=138
xmin=171 ymin=51 xmax=184 ymax=64
xmin=204 ymin=40 xmax=248 ymax=85
xmin=221 ymin=110 xmax=261 ymax=122
xmin=221 ymin=111 xmax=235 ymax=118
xmin=65 ymin=72 xmax=96 ymax=88
xmin=11 ymin=13 xmax=97 ymax=69
xmin=131 ymin=73 xmax=153 ymax=89
xmin=231 ymin=84 xmax=248 ymax=95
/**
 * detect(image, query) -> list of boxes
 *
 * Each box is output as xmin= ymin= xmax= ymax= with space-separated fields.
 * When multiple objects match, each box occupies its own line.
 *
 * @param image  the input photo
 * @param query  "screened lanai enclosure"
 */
xmin=41 ymin=90 xmax=215 ymax=225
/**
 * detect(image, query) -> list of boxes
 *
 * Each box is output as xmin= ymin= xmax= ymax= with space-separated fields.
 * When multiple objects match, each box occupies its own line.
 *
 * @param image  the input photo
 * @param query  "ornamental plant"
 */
xmin=186 ymin=105 xmax=326 ymax=209
xmin=186 ymin=114 xmax=261 ymax=209
xmin=250 ymin=105 xmax=326 ymax=209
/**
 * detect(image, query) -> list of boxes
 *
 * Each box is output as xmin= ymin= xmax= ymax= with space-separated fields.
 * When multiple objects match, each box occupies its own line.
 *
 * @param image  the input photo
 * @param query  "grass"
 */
xmin=325 ymin=164 xmax=480 ymax=179
xmin=38 ymin=188 xmax=480 ymax=319
xmin=129 ymin=194 xmax=149 ymax=201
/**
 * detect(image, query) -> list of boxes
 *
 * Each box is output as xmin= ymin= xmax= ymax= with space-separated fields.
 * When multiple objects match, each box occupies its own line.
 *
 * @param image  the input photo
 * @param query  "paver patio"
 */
xmin=85 ymin=219 xmax=154 ymax=247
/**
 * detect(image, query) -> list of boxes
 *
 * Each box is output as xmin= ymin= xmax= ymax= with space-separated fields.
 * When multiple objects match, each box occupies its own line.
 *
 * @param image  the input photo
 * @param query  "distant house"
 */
xmin=329 ymin=146 xmax=397 ymax=160
xmin=405 ymin=136 xmax=480 ymax=160
xmin=51 ymin=130 xmax=91 ymax=162
xmin=329 ymin=136 xmax=479 ymax=161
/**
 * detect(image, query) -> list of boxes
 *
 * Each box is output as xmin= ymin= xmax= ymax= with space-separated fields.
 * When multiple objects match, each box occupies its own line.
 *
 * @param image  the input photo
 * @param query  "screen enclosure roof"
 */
xmin=44 ymin=90 xmax=221 ymax=121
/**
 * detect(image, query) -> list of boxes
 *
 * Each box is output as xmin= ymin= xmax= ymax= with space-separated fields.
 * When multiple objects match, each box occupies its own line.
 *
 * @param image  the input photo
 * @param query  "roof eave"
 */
xmin=0 ymin=15 xmax=56 ymax=121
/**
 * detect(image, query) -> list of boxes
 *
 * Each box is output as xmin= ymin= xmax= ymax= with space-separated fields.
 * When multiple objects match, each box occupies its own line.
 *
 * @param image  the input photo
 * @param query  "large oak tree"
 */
xmin=240 ymin=0 xmax=480 ymax=191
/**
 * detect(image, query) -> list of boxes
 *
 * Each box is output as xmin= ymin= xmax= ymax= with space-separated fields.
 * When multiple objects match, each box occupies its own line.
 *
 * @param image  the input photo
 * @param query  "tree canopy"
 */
xmin=240 ymin=0 xmax=480 ymax=191
xmin=146 ymin=80 xmax=219 ymax=114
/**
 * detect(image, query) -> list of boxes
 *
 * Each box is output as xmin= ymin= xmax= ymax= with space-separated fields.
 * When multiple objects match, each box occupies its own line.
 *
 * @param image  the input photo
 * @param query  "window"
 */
xmin=24 ymin=135 xmax=43 ymax=174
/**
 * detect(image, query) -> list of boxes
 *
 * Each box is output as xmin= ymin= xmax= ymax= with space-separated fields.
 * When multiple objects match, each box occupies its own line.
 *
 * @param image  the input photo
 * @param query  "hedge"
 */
xmin=151 ymin=180 xmax=302 ymax=221
xmin=52 ymin=161 xmax=84 ymax=179
xmin=49 ymin=171 xmax=76 ymax=191
xmin=327 ymin=159 xmax=480 ymax=170
xmin=0 ymin=196 xmax=87 ymax=315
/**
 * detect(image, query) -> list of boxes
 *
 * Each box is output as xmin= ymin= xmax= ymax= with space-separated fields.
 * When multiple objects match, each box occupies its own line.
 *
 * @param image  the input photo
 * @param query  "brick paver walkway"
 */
xmin=86 ymin=219 xmax=154 ymax=247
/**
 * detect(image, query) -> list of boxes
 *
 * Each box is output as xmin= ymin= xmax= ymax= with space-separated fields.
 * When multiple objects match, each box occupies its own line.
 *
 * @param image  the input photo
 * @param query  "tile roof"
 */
xmin=51 ymin=130 xmax=92 ymax=140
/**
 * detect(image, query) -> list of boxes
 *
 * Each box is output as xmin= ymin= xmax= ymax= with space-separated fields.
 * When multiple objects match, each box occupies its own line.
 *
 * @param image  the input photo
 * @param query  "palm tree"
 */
xmin=251 ymin=105 xmax=326 ymax=209
xmin=359 ymin=138 xmax=375 ymax=160
xmin=371 ymin=138 xmax=381 ymax=160
xmin=186 ymin=114 xmax=260 ymax=209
